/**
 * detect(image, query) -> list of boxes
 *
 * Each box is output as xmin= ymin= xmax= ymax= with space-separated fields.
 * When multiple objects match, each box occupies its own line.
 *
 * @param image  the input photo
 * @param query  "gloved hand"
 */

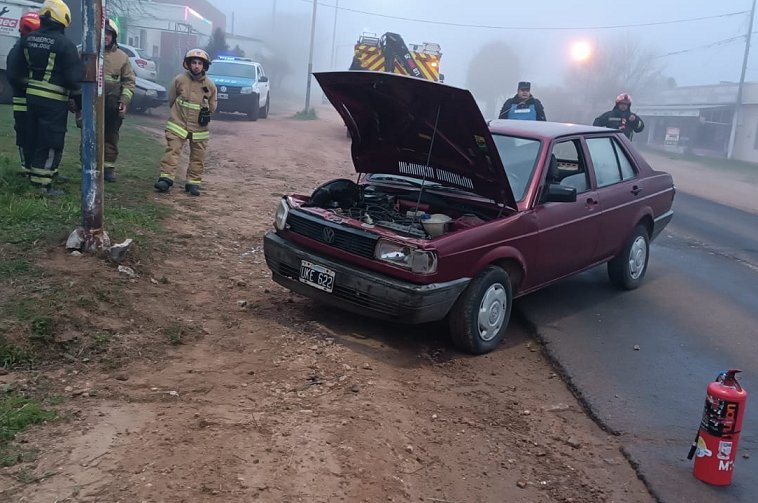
xmin=198 ymin=106 xmax=211 ymax=126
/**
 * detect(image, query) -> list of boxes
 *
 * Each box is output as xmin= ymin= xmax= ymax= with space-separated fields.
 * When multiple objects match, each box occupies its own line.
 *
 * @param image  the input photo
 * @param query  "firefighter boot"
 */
xmin=105 ymin=167 xmax=117 ymax=182
xmin=41 ymin=186 xmax=65 ymax=197
xmin=185 ymin=184 xmax=201 ymax=197
xmin=154 ymin=177 xmax=173 ymax=193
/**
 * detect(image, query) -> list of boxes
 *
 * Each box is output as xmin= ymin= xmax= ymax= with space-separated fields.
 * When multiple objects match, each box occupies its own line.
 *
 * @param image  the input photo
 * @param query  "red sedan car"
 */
xmin=264 ymin=71 xmax=675 ymax=354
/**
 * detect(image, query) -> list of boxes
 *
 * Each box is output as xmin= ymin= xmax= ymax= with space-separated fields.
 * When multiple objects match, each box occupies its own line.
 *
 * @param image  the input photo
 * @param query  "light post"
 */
xmin=303 ymin=0 xmax=317 ymax=113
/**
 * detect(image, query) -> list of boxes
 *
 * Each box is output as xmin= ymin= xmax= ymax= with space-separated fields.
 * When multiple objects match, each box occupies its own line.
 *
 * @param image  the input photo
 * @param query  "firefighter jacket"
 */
xmin=593 ymin=106 xmax=645 ymax=139
xmin=499 ymin=95 xmax=546 ymax=121
xmin=104 ymin=44 xmax=136 ymax=106
xmin=7 ymin=20 xmax=82 ymax=107
xmin=166 ymin=71 xmax=218 ymax=141
xmin=6 ymin=39 xmax=28 ymax=114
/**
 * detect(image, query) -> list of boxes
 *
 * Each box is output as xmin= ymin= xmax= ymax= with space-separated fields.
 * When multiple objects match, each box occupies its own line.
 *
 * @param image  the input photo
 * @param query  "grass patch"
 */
xmin=0 ymin=392 xmax=56 ymax=467
xmin=163 ymin=322 xmax=185 ymax=346
xmin=292 ymin=108 xmax=318 ymax=120
xmin=0 ymin=337 xmax=35 ymax=369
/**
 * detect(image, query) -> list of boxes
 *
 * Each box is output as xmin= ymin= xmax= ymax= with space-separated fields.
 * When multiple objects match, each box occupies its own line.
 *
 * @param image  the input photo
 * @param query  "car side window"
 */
xmin=121 ymin=47 xmax=134 ymax=57
xmin=614 ymin=140 xmax=637 ymax=181
xmin=586 ymin=137 xmax=623 ymax=187
xmin=549 ymin=139 xmax=590 ymax=193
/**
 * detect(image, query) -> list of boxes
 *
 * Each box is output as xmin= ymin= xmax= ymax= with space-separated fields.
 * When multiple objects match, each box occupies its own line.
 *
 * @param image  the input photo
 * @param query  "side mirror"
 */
xmin=259 ymin=76 xmax=269 ymax=83
xmin=543 ymin=183 xmax=577 ymax=203
xmin=438 ymin=73 xmax=445 ymax=83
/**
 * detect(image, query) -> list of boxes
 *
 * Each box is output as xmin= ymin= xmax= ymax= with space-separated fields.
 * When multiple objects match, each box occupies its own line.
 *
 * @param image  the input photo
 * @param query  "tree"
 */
xmin=205 ymin=28 xmax=230 ymax=60
xmin=466 ymin=41 xmax=521 ymax=119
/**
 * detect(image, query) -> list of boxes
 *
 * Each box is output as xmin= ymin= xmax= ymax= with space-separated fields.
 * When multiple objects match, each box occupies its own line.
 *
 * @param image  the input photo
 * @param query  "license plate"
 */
xmin=299 ymin=260 xmax=335 ymax=293
xmin=218 ymin=93 xmax=229 ymax=100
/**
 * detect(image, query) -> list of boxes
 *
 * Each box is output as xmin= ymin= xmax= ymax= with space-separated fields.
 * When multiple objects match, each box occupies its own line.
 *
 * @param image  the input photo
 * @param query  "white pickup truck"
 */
xmin=0 ymin=0 xmax=41 ymax=103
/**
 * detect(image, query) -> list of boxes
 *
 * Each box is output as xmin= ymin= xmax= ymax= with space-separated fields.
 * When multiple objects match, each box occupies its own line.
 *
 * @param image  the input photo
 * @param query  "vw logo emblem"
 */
xmin=220 ymin=86 xmax=227 ymax=92
xmin=322 ymin=227 xmax=335 ymax=244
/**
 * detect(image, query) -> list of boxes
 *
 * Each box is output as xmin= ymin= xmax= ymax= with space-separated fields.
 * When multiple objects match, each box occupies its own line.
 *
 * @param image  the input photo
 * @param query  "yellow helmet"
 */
xmin=39 ymin=0 xmax=72 ymax=28
xmin=105 ymin=18 xmax=118 ymax=37
xmin=183 ymin=48 xmax=211 ymax=71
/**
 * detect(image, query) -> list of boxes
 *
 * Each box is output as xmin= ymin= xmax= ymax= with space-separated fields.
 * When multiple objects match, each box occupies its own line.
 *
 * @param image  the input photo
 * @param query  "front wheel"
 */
xmin=247 ymin=93 xmax=260 ymax=121
xmin=608 ymin=225 xmax=650 ymax=290
xmin=448 ymin=266 xmax=512 ymax=355
xmin=260 ymin=93 xmax=269 ymax=118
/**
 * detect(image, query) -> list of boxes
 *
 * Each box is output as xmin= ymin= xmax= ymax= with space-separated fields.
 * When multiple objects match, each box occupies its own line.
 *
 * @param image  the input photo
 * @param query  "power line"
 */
xmin=655 ymin=30 xmax=758 ymax=59
xmin=298 ymin=1 xmax=747 ymax=31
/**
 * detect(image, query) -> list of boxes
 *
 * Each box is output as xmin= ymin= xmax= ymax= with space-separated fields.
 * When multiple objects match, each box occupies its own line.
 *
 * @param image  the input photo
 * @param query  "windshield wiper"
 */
xmin=369 ymin=175 xmax=441 ymax=188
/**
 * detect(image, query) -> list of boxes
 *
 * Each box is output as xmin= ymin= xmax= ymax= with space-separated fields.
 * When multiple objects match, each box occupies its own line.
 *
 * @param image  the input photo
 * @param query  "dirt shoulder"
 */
xmin=1 ymin=107 xmax=652 ymax=502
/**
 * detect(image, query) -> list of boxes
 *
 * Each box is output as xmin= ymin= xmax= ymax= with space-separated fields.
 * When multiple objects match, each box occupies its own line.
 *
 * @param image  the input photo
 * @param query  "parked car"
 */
xmin=118 ymin=43 xmax=157 ymax=82
xmin=263 ymin=71 xmax=675 ymax=355
xmin=207 ymin=56 xmax=270 ymax=121
xmin=131 ymin=76 xmax=167 ymax=112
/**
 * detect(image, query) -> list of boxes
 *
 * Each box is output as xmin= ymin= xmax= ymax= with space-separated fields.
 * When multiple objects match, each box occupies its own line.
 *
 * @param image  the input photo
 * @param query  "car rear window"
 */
xmin=492 ymin=134 xmax=541 ymax=201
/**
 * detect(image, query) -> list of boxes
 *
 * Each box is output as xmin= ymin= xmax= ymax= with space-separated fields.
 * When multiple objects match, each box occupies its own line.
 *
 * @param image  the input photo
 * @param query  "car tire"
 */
xmin=608 ymin=225 xmax=650 ymax=290
xmin=260 ymin=93 xmax=269 ymax=118
xmin=448 ymin=266 xmax=512 ymax=355
xmin=247 ymin=93 xmax=260 ymax=121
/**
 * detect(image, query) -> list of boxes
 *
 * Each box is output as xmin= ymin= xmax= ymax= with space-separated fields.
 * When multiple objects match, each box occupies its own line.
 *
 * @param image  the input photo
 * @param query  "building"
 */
xmin=635 ymin=83 xmax=758 ymax=163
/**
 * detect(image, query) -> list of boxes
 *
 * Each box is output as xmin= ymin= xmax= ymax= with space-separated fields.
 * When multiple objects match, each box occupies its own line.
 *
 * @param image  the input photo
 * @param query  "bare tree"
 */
xmin=465 ymin=41 xmax=521 ymax=119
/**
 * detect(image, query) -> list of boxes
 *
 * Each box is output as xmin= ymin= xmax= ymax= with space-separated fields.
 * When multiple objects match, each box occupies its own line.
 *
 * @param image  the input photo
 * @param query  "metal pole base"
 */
xmin=66 ymin=226 xmax=111 ymax=253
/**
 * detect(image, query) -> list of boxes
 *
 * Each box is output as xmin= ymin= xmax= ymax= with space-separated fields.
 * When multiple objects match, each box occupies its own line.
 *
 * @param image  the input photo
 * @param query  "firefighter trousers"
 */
xmin=12 ymin=98 xmax=32 ymax=175
xmin=104 ymin=107 xmax=124 ymax=169
xmin=158 ymin=131 xmax=208 ymax=185
xmin=26 ymin=100 xmax=68 ymax=188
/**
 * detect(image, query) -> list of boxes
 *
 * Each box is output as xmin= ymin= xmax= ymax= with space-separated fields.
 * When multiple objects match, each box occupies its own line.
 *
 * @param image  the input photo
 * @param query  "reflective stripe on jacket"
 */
xmin=104 ymin=44 xmax=136 ymax=105
xmin=166 ymin=71 xmax=217 ymax=139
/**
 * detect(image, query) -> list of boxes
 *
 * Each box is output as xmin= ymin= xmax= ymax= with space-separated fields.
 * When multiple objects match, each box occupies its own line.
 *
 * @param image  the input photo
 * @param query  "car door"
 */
xmin=257 ymin=65 xmax=270 ymax=104
xmin=584 ymin=135 xmax=641 ymax=261
xmin=531 ymin=138 xmax=602 ymax=286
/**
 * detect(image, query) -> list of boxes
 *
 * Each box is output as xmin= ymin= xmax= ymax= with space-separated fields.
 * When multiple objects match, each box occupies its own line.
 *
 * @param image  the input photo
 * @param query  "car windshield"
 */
xmin=491 ymin=134 xmax=542 ymax=201
xmin=209 ymin=62 xmax=256 ymax=80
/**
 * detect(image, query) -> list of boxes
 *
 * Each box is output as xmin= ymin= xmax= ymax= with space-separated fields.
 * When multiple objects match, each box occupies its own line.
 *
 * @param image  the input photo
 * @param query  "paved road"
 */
xmin=518 ymin=190 xmax=758 ymax=502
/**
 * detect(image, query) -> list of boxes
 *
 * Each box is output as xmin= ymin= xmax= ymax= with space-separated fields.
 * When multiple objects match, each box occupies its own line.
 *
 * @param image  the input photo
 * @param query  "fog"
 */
xmin=210 ymin=0 xmax=756 ymax=117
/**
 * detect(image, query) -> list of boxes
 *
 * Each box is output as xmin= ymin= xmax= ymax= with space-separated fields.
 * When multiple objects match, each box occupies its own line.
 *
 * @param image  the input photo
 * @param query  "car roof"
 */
xmin=488 ymin=119 xmax=614 ymax=140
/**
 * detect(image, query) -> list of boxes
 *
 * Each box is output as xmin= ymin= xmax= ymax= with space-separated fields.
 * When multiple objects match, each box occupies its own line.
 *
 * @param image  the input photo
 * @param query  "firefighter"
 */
xmin=593 ymin=93 xmax=645 ymax=139
xmin=154 ymin=49 xmax=217 ymax=197
xmin=7 ymin=11 xmax=41 ymax=178
xmin=498 ymin=81 xmax=547 ymax=121
xmin=7 ymin=0 xmax=82 ymax=195
xmin=102 ymin=18 xmax=135 ymax=182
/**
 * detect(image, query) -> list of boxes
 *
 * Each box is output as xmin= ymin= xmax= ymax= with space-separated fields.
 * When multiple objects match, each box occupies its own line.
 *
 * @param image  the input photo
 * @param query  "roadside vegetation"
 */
xmin=0 ymin=105 xmax=173 ymax=465
xmin=292 ymin=108 xmax=318 ymax=120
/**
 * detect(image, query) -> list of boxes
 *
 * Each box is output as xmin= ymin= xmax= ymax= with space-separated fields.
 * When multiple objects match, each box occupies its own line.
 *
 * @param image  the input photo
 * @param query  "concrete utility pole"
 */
xmin=68 ymin=0 xmax=108 ymax=252
xmin=727 ymin=0 xmax=756 ymax=160
xmin=329 ymin=0 xmax=339 ymax=71
xmin=304 ymin=0 xmax=318 ymax=112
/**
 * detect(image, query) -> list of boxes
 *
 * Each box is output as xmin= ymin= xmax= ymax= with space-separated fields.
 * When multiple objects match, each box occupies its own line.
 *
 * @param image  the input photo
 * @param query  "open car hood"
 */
xmin=315 ymin=71 xmax=517 ymax=208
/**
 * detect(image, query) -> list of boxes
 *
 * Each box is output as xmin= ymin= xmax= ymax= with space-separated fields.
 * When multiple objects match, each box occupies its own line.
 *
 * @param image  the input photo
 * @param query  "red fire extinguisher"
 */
xmin=688 ymin=369 xmax=748 ymax=486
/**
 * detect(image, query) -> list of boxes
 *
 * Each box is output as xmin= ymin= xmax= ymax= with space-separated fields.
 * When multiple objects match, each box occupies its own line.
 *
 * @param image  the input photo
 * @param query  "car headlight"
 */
xmin=374 ymin=240 xmax=438 ymax=274
xmin=145 ymin=89 xmax=157 ymax=97
xmin=274 ymin=197 xmax=290 ymax=231
xmin=240 ymin=86 xmax=254 ymax=94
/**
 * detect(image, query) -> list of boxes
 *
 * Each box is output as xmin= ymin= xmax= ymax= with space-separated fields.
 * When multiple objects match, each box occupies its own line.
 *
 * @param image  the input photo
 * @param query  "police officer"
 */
xmin=154 ymin=49 xmax=217 ymax=197
xmin=593 ymin=93 xmax=645 ymax=139
xmin=102 ymin=18 xmax=135 ymax=182
xmin=7 ymin=0 xmax=82 ymax=195
xmin=498 ymin=81 xmax=546 ymax=121
xmin=6 ymin=11 xmax=41 ymax=178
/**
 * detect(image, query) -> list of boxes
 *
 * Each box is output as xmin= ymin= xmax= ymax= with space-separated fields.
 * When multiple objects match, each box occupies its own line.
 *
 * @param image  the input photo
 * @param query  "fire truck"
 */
xmin=349 ymin=32 xmax=443 ymax=83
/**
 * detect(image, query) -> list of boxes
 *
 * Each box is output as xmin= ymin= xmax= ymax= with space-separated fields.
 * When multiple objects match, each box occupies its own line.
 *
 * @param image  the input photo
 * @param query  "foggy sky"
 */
xmin=212 ymin=0 xmax=756 ymax=90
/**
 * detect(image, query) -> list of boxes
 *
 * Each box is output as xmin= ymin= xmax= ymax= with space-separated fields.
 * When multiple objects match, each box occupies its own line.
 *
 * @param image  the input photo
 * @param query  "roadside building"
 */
xmin=635 ymin=82 xmax=758 ymax=163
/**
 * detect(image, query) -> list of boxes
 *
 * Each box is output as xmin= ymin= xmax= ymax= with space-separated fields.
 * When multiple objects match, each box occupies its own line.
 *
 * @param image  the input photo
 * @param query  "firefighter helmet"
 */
xmin=105 ymin=18 xmax=118 ymax=37
xmin=183 ymin=48 xmax=211 ymax=71
xmin=615 ymin=92 xmax=632 ymax=105
xmin=39 ymin=0 xmax=72 ymax=28
xmin=19 ymin=12 xmax=41 ymax=36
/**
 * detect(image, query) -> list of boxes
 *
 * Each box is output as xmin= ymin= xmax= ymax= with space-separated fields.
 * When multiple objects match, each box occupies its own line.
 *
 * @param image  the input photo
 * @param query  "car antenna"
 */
xmin=409 ymin=103 xmax=441 ymax=232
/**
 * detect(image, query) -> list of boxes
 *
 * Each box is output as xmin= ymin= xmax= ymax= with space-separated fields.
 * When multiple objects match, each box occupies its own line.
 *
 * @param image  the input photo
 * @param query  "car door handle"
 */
xmin=586 ymin=197 xmax=599 ymax=205
xmin=631 ymin=185 xmax=643 ymax=195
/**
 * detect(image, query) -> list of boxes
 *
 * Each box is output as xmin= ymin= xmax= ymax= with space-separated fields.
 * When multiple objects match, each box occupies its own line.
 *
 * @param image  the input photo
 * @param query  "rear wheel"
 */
xmin=448 ymin=266 xmax=512 ymax=355
xmin=260 ymin=93 xmax=269 ymax=118
xmin=608 ymin=225 xmax=650 ymax=290
xmin=247 ymin=93 xmax=260 ymax=121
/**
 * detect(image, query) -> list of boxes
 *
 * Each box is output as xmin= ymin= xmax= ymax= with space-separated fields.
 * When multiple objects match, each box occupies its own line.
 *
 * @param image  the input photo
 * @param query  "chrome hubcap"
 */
xmin=477 ymin=283 xmax=507 ymax=342
xmin=628 ymin=236 xmax=648 ymax=280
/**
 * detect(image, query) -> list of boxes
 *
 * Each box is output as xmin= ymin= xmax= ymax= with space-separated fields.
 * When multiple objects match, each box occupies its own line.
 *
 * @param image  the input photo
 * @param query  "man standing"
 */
xmin=7 ymin=0 xmax=81 ymax=195
xmin=498 ymin=81 xmax=546 ymax=121
xmin=593 ymin=93 xmax=645 ymax=139
xmin=102 ymin=18 xmax=135 ymax=183
xmin=154 ymin=49 xmax=217 ymax=197
xmin=7 ymin=11 xmax=41 ymax=178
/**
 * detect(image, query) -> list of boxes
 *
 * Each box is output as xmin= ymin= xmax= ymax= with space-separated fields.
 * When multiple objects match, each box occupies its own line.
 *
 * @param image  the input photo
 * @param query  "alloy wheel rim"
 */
xmin=628 ymin=236 xmax=648 ymax=280
xmin=477 ymin=283 xmax=507 ymax=342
